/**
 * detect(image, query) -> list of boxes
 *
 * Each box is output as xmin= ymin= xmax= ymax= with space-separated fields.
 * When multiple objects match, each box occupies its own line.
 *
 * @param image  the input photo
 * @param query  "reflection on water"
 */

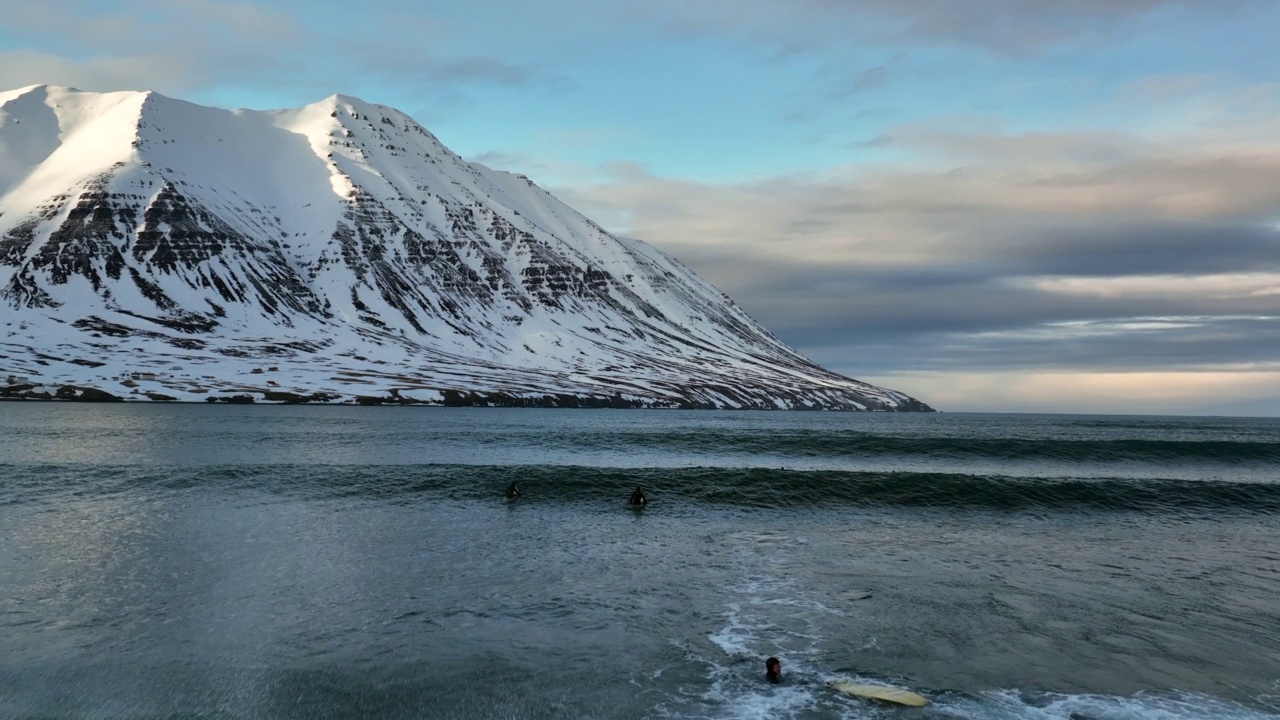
xmin=6 ymin=496 xmax=147 ymax=658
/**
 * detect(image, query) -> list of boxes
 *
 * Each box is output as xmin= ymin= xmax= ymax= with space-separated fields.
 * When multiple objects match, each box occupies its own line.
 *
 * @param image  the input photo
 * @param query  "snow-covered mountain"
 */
xmin=0 ymin=85 xmax=932 ymax=410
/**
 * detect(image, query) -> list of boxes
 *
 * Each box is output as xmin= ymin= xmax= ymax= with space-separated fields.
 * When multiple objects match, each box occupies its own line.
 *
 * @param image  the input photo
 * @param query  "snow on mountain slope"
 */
xmin=0 ymin=85 xmax=933 ymax=410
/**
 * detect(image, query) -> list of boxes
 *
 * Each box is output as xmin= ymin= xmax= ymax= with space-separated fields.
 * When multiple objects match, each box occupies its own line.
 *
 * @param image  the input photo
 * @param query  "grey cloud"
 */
xmin=757 ymin=257 xmax=1280 ymax=376
xmin=850 ymin=133 xmax=895 ymax=149
xmin=0 ymin=0 xmax=313 ymax=98
xmin=464 ymin=150 xmax=581 ymax=187
xmin=855 ymin=107 xmax=900 ymax=119
xmin=999 ymin=222 xmax=1280 ymax=277
xmin=0 ymin=0 xmax=564 ymax=113
xmin=429 ymin=57 xmax=537 ymax=86
xmin=833 ymin=66 xmax=891 ymax=97
xmin=0 ymin=49 xmax=192 ymax=95
xmin=469 ymin=150 xmax=545 ymax=171
xmin=805 ymin=316 xmax=1280 ymax=376
xmin=668 ymin=219 xmax=1280 ymax=341
xmin=629 ymin=0 xmax=1269 ymax=55
xmin=717 ymin=259 xmax=1267 ymax=338
xmin=556 ymin=111 xmax=1280 ymax=388
xmin=349 ymin=43 xmax=561 ymax=91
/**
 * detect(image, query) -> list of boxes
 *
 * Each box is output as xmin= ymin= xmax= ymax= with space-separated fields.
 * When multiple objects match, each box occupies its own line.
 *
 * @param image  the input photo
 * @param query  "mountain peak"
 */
xmin=0 ymin=84 xmax=51 ymax=104
xmin=320 ymin=92 xmax=377 ymax=109
xmin=0 ymin=85 xmax=932 ymax=411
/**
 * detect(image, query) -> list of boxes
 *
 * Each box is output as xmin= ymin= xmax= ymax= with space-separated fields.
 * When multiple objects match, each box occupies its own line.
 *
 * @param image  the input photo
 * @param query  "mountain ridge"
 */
xmin=0 ymin=85 xmax=933 ymax=411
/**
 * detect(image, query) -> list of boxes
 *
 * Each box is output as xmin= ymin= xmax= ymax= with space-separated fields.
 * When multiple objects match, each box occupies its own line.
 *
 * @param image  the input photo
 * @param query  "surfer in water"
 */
xmin=628 ymin=486 xmax=647 ymax=506
xmin=505 ymin=482 xmax=521 ymax=499
xmin=765 ymin=657 xmax=782 ymax=683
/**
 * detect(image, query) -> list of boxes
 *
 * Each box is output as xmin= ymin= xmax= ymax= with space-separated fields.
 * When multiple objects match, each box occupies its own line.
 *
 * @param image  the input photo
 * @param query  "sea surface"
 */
xmin=1 ymin=404 xmax=1278 ymax=719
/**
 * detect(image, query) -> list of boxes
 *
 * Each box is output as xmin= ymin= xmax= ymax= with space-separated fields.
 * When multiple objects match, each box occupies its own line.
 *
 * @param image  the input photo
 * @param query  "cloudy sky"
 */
xmin=3 ymin=0 xmax=1279 ymax=415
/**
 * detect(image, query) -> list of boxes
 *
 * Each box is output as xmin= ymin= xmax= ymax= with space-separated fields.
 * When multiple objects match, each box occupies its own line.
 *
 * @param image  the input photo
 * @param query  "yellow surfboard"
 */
xmin=829 ymin=680 xmax=929 ymax=707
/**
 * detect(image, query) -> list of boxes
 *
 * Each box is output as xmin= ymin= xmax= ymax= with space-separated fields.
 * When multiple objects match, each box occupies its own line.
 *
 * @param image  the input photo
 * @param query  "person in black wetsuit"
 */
xmin=628 ymin=486 xmax=646 ymax=506
xmin=765 ymin=657 xmax=782 ymax=683
xmin=505 ymin=482 xmax=521 ymax=499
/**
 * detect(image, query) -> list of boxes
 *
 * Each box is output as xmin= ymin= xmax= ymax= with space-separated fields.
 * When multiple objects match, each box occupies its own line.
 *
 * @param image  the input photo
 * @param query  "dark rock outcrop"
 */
xmin=54 ymin=385 xmax=123 ymax=402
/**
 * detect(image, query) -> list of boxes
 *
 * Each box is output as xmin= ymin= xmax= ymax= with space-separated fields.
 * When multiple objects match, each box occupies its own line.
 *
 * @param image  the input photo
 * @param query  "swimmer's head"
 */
xmin=765 ymin=657 xmax=781 ymax=683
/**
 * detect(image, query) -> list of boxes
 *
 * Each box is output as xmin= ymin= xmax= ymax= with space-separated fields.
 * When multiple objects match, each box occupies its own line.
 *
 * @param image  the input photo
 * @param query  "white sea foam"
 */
xmin=699 ymin=683 xmax=819 ymax=720
xmin=707 ymin=603 xmax=753 ymax=658
xmin=687 ymin=559 xmax=1279 ymax=720
xmin=932 ymin=689 xmax=1280 ymax=720
xmin=664 ymin=685 xmax=1280 ymax=719
xmin=680 ymin=568 xmax=847 ymax=719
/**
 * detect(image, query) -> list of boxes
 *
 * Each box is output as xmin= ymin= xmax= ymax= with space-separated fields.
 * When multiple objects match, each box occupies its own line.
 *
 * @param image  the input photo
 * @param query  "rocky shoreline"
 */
xmin=1 ymin=383 xmax=931 ymax=410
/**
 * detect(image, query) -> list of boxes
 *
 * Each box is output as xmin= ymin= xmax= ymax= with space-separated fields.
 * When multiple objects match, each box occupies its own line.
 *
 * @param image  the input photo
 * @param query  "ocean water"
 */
xmin=1 ymin=404 xmax=1278 ymax=720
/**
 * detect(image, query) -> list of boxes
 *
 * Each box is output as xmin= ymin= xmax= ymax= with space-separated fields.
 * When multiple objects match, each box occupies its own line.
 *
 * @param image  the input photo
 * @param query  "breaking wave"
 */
xmin=4 ymin=463 xmax=1278 ymax=515
xmin=570 ymin=430 xmax=1280 ymax=465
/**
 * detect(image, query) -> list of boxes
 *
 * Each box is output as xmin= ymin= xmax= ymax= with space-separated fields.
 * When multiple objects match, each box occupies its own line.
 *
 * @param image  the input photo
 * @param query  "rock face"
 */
xmin=0 ymin=85 xmax=933 ymax=410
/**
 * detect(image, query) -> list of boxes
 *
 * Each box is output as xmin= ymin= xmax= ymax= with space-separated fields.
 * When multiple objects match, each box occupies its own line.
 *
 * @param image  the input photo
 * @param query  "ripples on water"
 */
xmin=1 ymin=404 xmax=1278 ymax=719
xmin=7 ymin=465 xmax=1280 ymax=516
